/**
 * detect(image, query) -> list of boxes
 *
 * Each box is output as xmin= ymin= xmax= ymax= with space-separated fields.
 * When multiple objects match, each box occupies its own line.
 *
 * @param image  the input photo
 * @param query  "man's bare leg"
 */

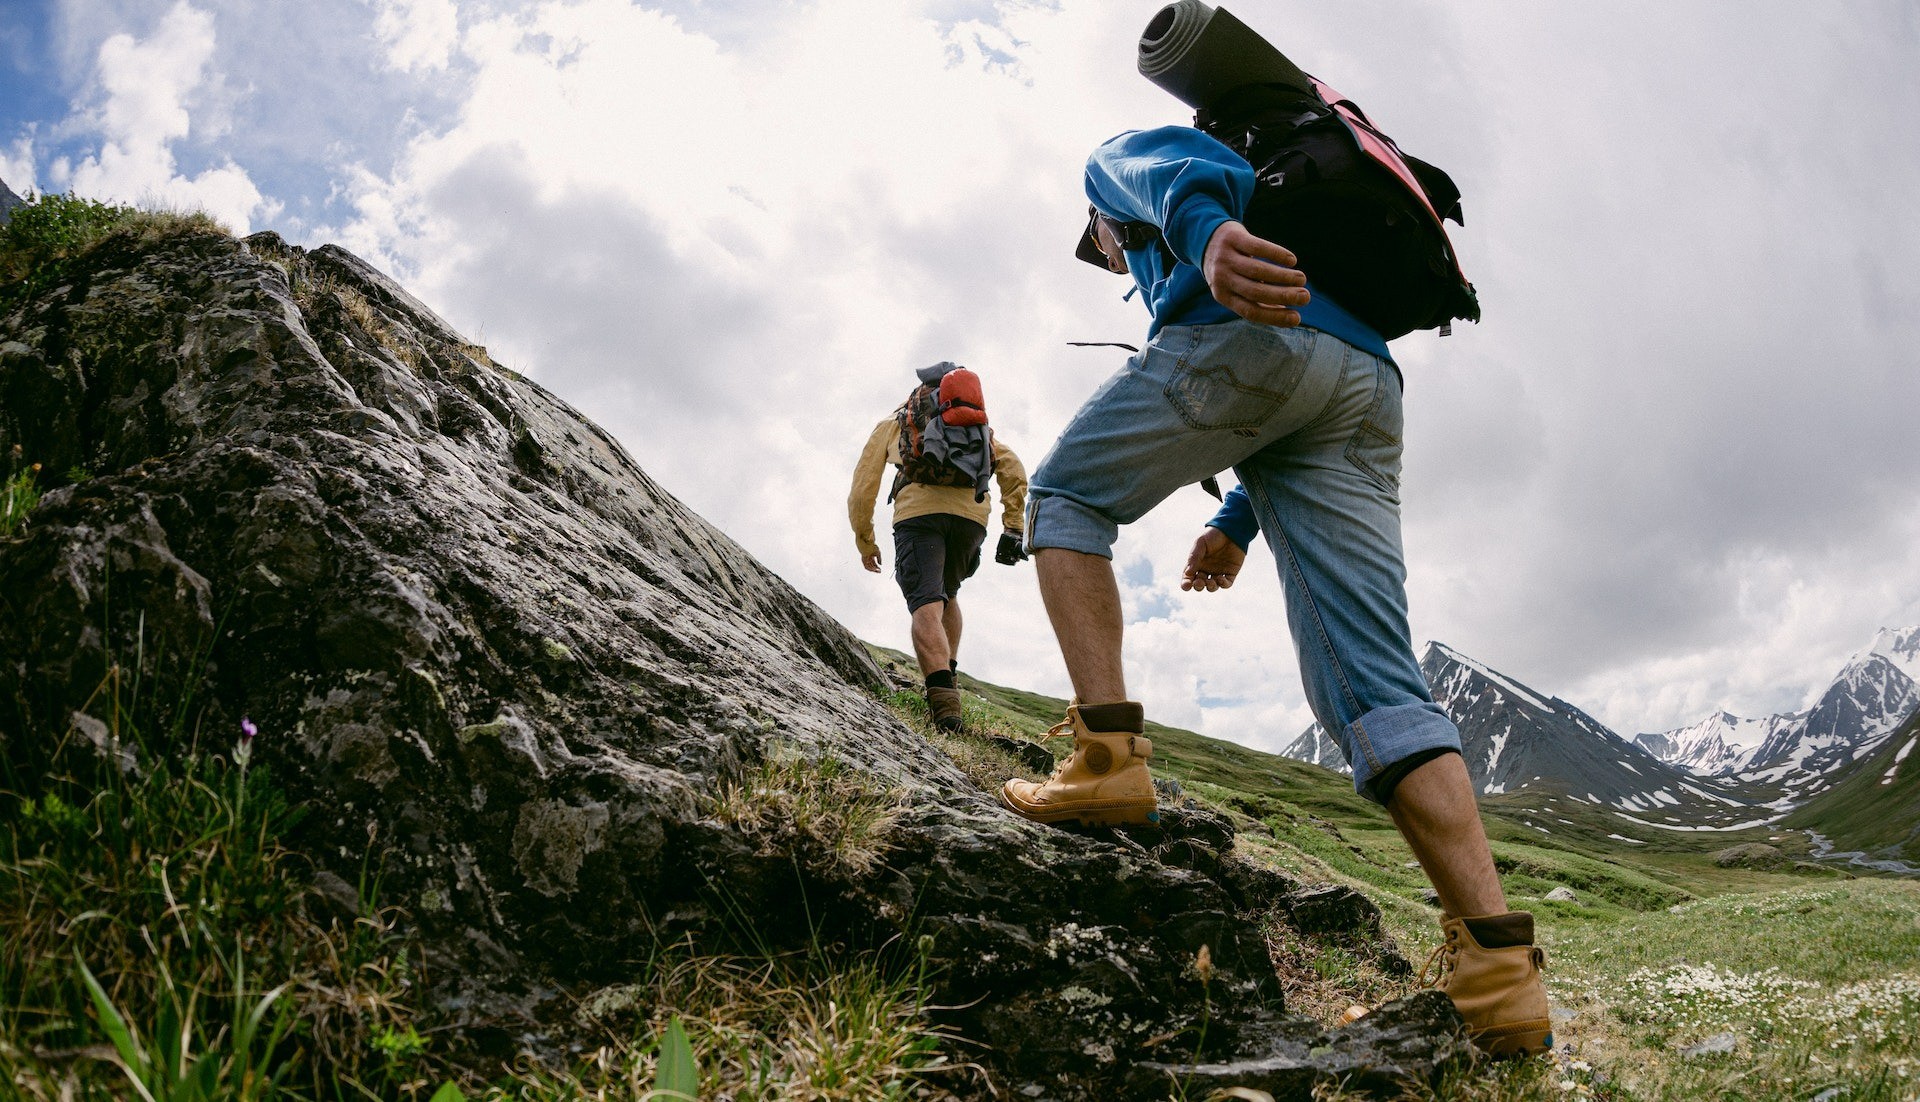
xmin=1386 ymin=752 xmax=1508 ymax=917
xmin=1034 ymin=548 xmax=1127 ymax=703
xmin=942 ymin=598 xmax=963 ymax=671
xmin=910 ymin=601 xmax=953 ymax=678
xmin=1001 ymin=548 xmax=1156 ymax=824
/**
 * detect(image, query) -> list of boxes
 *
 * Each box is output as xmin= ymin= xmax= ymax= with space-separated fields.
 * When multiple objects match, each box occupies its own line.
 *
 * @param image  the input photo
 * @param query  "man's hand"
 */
xmin=995 ymin=532 xmax=1029 ymax=566
xmin=862 ymin=550 xmax=883 ymax=573
xmin=1202 ymin=221 xmax=1310 ymax=327
xmin=1182 ymin=527 xmax=1246 ymax=593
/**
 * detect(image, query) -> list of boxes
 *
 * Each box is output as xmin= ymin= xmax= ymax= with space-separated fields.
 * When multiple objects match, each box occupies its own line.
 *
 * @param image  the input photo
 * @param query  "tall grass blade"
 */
xmin=650 ymin=1014 xmax=699 ymax=1101
xmin=76 ymin=952 xmax=159 ymax=1102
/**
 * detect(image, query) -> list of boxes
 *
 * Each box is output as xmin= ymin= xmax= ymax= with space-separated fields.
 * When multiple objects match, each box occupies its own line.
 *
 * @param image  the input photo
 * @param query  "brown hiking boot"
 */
xmin=1421 ymin=912 xmax=1552 ymax=1057
xmin=999 ymin=703 xmax=1159 ymax=826
xmin=926 ymin=685 xmax=964 ymax=732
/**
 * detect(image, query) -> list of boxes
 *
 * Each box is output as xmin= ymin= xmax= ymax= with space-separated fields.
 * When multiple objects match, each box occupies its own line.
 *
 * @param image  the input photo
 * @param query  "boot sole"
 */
xmin=1474 ymin=1022 xmax=1553 ymax=1058
xmin=998 ymin=788 xmax=1159 ymax=826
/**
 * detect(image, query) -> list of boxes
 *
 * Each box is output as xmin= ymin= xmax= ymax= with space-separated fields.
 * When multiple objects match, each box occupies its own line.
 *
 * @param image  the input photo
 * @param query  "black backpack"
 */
xmin=1088 ymin=80 xmax=1480 ymax=342
xmin=1199 ymin=79 xmax=1478 ymax=340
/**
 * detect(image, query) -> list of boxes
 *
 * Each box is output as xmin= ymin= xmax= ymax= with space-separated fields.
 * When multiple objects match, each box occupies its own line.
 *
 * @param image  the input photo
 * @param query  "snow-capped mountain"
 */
xmin=1418 ymin=643 xmax=1751 ymax=820
xmin=1277 ymin=724 xmax=1347 ymax=774
xmin=1632 ymin=711 xmax=1790 ymax=775
xmin=1734 ymin=649 xmax=1920 ymax=798
xmin=1864 ymin=625 xmax=1920 ymax=684
xmin=1281 ymin=642 xmax=1759 ymax=825
xmin=1629 ymin=626 xmax=1920 ymax=800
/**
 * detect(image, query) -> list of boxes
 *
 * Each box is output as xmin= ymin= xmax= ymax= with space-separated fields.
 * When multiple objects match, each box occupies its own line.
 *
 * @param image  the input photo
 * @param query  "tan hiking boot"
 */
xmin=999 ymin=703 xmax=1159 ymax=826
xmin=926 ymin=685 xmax=964 ymax=732
xmin=1421 ymin=912 xmax=1553 ymax=1057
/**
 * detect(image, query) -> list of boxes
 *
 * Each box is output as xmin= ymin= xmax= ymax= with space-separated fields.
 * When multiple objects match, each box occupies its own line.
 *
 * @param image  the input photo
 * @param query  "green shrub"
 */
xmin=1 ymin=448 xmax=39 ymax=538
xmin=0 ymin=192 xmax=229 ymax=303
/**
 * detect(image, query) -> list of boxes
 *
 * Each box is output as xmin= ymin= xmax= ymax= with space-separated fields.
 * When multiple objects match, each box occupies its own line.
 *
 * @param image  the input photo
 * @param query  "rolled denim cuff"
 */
xmin=1024 ymin=492 xmax=1119 ymax=559
xmin=1341 ymin=702 xmax=1463 ymax=806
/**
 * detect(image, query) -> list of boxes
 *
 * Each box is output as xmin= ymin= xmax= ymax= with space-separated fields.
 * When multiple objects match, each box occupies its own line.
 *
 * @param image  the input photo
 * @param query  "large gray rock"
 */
xmin=0 ymin=228 xmax=1469 ymax=1097
xmin=0 ymin=177 xmax=20 ymax=225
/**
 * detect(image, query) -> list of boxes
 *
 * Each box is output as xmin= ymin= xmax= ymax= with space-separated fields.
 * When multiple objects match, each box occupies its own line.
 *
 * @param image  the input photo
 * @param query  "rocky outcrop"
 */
xmin=0 ymin=227 xmax=1468 ymax=1098
xmin=0 ymin=177 xmax=21 ymax=224
xmin=1714 ymin=843 xmax=1788 ymax=870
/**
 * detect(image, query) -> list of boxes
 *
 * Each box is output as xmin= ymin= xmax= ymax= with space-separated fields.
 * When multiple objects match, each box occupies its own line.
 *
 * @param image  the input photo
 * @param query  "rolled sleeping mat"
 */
xmin=1136 ymin=0 xmax=1313 ymax=108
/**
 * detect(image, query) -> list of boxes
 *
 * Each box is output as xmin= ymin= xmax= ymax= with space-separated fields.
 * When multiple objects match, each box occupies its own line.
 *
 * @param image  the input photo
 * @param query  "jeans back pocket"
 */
xmin=1162 ymin=325 xmax=1311 ymax=432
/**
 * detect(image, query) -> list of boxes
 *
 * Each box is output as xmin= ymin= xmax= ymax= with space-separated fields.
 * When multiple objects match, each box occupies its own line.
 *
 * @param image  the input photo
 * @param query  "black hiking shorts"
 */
xmin=892 ymin=514 xmax=987 ymax=612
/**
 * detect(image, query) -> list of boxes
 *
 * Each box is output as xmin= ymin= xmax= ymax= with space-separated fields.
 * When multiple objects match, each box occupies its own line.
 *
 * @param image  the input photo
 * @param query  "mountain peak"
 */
xmin=1859 ymin=625 xmax=1920 ymax=684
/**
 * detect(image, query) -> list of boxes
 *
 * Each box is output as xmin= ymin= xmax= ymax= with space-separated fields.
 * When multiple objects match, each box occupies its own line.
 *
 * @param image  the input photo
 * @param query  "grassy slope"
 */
xmin=1787 ymin=710 xmax=1920 ymax=862
xmin=878 ymin=645 xmax=1920 ymax=1101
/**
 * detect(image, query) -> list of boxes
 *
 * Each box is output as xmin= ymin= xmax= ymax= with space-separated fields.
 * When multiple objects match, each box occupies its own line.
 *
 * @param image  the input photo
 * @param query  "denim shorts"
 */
xmin=1025 ymin=320 xmax=1460 ymax=802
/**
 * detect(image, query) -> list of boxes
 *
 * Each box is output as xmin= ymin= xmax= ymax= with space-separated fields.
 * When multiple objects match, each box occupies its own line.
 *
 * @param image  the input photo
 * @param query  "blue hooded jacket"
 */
xmin=1085 ymin=125 xmax=1392 ymax=363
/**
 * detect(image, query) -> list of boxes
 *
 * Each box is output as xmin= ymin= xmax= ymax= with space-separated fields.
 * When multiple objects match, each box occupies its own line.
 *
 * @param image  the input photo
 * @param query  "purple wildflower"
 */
xmin=236 ymin=717 xmax=257 ymax=767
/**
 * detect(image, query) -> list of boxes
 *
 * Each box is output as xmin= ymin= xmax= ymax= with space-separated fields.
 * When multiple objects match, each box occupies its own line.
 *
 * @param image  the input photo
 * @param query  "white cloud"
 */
xmin=292 ymin=0 xmax=1920 ymax=750
xmin=372 ymin=0 xmax=460 ymax=72
xmin=0 ymin=136 xmax=35 ymax=197
xmin=57 ymin=1 xmax=274 ymax=233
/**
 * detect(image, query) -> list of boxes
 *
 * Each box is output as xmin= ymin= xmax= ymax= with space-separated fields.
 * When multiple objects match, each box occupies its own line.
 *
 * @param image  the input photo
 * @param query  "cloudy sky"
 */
xmin=4 ymin=0 xmax=1917 ymax=752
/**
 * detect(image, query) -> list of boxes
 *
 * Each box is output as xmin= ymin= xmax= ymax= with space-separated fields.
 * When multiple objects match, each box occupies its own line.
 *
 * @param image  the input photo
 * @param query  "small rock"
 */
xmin=1668 ymin=904 xmax=1687 ymax=914
xmin=1420 ymin=887 xmax=1442 ymax=905
xmin=307 ymin=870 xmax=362 ymax=922
xmin=1544 ymin=886 xmax=1579 ymax=903
xmin=1811 ymin=1088 xmax=1846 ymax=1102
xmin=1680 ymin=1032 xmax=1738 ymax=1058
xmin=1403 ymin=860 xmax=1421 ymax=868
xmin=1286 ymin=884 xmax=1384 ymax=937
xmin=1550 ymin=1007 xmax=1577 ymax=1024
xmin=987 ymin=734 xmax=1055 ymax=776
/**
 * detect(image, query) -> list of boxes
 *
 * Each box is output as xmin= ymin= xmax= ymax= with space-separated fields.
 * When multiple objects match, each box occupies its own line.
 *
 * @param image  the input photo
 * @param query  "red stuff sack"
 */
xmin=937 ymin=368 xmax=988 ymax=426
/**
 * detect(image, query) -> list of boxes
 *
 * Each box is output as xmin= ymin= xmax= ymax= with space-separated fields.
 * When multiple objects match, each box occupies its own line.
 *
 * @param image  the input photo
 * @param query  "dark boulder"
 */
xmin=0 ymin=228 xmax=1468 ymax=1097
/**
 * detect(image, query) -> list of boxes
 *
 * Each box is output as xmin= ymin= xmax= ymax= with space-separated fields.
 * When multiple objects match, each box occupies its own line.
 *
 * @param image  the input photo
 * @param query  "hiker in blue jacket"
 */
xmin=1000 ymin=122 xmax=1551 ymax=1056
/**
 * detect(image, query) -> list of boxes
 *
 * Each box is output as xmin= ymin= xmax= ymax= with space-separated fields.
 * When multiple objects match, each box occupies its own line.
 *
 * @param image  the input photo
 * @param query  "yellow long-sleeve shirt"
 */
xmin=848 ymin=416 xmax=1027 ymax=559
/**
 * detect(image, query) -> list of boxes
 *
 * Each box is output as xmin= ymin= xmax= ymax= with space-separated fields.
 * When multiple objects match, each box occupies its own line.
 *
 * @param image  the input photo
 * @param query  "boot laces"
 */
xmin=1036 ymin=718 xmax=1076 ymax=782
xmin=1419 ymin=928 xmax=1461 ymax=989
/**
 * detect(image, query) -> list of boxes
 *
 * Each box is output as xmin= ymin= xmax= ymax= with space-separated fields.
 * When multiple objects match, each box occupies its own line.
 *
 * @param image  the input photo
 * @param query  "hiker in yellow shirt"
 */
xmin=849 ymin=362 xmax=1028 ymax=731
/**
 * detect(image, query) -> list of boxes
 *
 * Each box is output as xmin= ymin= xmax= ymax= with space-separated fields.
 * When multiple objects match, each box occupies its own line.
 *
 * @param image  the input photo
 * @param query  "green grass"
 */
xmin=496 ymin=942 xmax=969 ymax=1101
xmin=1787 ymin=712 xmax=1920 ymax=863
xmin=2 ymin=652 xmax=966 ymax=1100
xmin=0 ymin=670 xmax=425 ymax=1100
xmin=0 ymin=192 xmax=228 ymax=307
xmin=1 ymin=450 xmax=38 ymax=538
xmin=708 ymin=746 xmax=908 ymax=880
xmin=877 ymin=644 xmax=1920 ymax=1100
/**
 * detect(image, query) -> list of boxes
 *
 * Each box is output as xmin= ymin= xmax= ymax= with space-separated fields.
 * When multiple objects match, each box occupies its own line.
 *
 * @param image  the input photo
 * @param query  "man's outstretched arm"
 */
xmin=848 ymin=419 xmax=894 ymax=573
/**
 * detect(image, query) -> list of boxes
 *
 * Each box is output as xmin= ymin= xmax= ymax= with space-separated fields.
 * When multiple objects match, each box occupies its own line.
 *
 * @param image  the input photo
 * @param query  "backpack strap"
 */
xmin=885 ymin=401 xmax=913 ymax=504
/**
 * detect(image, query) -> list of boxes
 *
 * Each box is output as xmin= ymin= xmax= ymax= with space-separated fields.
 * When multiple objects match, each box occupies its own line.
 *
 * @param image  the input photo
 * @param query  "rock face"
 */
xmin=0 ymin=228 xmax=1468 ymax=1098
xmin=0 ymin=176 xmax=21 ymax=224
